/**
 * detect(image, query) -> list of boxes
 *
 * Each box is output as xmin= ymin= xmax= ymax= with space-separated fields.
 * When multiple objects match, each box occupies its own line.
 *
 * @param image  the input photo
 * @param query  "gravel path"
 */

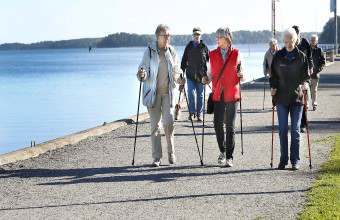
xmin=1 ymin=59 xmax=339 ymax=220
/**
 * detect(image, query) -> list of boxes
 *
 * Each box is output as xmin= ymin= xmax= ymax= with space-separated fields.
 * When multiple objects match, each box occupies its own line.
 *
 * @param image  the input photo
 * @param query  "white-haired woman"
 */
xmin=263 ymin=38 xmax=278 ymax=77
xmin=202 ymin=27 xmax=245 ymax=167
xmin=137 ymin=24 xmax=185 ymax=167
xmin=270 ymin=28 xmax=310 ymax=170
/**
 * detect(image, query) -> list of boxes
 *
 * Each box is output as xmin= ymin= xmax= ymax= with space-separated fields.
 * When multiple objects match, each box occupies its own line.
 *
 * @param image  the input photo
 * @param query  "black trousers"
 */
xmin=300 ymin=108 xmax=307 ymax=128
xmin=213 ymin=92 xmax=238 ymax=159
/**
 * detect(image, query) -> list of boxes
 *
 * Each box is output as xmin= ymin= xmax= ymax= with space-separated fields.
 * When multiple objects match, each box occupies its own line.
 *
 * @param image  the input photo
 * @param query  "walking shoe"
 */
xmin=300 ymin=127 xmax=306 ymax=133
xmin=218 ymin=152 xmax=226 ymax=164
xmin=292 ymin=164 xmax=300 ymax=170
xmin=188 ymin=114 xmax=194 ymax=121
xmin=197 ymin=114 xmax=203 ymax=122
xmin=277 ymin=163 xmax=286 ymax=170
xmin=152 ymin=158 xmax=161 ymax=167
xmin=168 ymin=153 xmax=176 ymax=164
xmin=225 ymin=159 xmax=233 ymax=167
xmin=313 ymin=106 xmax=317 ymax=111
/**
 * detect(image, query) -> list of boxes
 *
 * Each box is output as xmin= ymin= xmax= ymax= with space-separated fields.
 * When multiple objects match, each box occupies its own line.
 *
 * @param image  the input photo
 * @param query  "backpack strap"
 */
xmin=148 ymin=47 xmax=152 ymax=74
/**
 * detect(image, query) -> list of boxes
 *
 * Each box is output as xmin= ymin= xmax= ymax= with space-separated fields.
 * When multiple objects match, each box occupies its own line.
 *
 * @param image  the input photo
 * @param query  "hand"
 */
xmin=179 ymin=77 xmax=186 ymax=85
xmin=138 ymin=68 xmax=145 ymax=78
xmin=202 ymin=76 xmax=210 ymax=84
xmin=301 ymin=83 xmax=309 ymax=91
xmin=271 ymin=88 xmax=277 ymax=96
xmin=237 ymin=72 xmax=243 ymax=79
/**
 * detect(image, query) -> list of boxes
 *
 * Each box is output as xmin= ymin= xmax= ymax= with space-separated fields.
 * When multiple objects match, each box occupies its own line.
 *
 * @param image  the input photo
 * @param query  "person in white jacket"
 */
xmin=263 ymin=38 xmax=278 ymax=78
xmin=137 ymin=24 xmax=185 ymax=167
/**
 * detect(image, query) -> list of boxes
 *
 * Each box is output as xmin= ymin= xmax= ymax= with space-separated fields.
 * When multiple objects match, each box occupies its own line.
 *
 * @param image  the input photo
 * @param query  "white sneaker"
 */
xmin=218 ymin=152 xmax=226 ymax=164
xmin=152 ymin=158 xmax=161 ymax=167
xmin=168 ymin=153 xmax=176 ymax=164
xmin=225 ymin=159 xmax=233 ymax=167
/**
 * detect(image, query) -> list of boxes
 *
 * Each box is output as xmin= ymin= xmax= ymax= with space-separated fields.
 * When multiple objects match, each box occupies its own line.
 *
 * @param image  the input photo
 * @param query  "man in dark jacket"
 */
xmin=181 ymin=27 xmax=210 ymax=121
xmin=292 ymin=25 xmax=314 ymax=132
xmin=310 ymin=34 xmax=326 ymax=111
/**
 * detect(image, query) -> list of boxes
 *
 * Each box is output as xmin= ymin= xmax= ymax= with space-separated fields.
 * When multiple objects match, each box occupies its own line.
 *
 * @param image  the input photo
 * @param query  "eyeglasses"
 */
xmin=159 ymin=34 xmax=171 ymax=38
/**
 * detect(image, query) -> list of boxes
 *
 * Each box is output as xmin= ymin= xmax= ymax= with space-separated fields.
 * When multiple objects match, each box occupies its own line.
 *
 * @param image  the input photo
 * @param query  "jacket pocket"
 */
xmin=142 ymin=86 xmax=156 ymax=108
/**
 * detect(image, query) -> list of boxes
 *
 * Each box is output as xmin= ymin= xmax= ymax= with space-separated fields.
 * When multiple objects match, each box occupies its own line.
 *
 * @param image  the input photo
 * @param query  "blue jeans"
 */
xmin=187 ymin=79 xmax=204 ymax=115
xmin=276 ymin=103 xmax=304 ymax=165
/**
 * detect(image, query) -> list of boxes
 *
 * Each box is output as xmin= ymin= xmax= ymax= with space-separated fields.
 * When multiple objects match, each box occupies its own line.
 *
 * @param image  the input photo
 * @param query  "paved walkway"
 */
xmin=1 ymin=59 xmax=339 ymax=220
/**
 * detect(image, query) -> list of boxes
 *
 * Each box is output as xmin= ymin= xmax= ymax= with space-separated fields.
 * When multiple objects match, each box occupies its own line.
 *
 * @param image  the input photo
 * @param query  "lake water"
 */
xmin=0 ymin=44 xmax=268 ymax=154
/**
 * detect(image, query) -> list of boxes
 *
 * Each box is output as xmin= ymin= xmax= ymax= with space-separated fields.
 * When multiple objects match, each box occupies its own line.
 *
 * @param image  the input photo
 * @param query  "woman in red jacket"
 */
xmin=202 ymin=27 xmax=245 ymax=167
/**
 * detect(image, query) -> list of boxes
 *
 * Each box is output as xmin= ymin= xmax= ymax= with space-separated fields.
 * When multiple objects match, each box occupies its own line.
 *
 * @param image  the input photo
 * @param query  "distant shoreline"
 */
xmin=0 ymin=30 xmax=318 ymax=51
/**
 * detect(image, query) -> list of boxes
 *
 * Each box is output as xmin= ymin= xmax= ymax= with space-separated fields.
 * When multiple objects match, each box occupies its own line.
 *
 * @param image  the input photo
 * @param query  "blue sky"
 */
xmin=0 ymin=0 xmax=335 ymax=44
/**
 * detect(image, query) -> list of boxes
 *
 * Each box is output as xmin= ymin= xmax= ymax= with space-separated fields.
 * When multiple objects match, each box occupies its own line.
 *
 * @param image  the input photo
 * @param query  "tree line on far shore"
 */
xmin=0 ymin=16 xmax=338 ymax=50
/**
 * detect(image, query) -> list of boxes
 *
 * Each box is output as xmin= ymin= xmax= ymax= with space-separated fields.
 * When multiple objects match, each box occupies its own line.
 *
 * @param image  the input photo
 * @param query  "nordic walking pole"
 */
xmin=304 ymin=91 xmax=312 ymax=169
xmin=263 ymin=77 xmax=266 ymax=110
xmin=202 ymin=83 xmax=206 ymax=164
xmin=181 ymin=74 xmax=203 ymax=165
xmin=270 ymin=104 xmax=275 ymax=168
xmin=238 ymin=78 xmax=244 ymax=155
xmin=132 ymin=70 xmax=143 ymax=166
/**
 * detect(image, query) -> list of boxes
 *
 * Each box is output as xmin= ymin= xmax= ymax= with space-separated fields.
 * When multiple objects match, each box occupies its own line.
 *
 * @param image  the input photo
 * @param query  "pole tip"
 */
xmin=270 ymin=163 xmax=273 ymax=168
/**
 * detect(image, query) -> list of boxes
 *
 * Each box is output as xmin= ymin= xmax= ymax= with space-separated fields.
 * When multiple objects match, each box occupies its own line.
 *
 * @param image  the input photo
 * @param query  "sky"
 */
xmin=0 ymin=0 xmax=336 ymax=44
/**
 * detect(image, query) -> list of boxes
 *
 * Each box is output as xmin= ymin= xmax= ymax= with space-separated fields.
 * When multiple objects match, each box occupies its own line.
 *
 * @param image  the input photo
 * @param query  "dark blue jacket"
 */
xmin=181 ymin=40 xmax=210 ymax=82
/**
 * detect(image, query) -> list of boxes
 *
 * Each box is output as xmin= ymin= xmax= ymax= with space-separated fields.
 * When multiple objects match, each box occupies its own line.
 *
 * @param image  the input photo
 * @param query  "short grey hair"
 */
xmin=283 ymin=28 xmax=297 ymax=43
xmin=311 ymin=34 xmax=318 ymax=41
xmin=269 ymin=38 xmax=278 ymax=47
xmin=155 ymin=24 xmax=170 ymax=37
xmin=216 ymin=27 xmax=233 ymax=43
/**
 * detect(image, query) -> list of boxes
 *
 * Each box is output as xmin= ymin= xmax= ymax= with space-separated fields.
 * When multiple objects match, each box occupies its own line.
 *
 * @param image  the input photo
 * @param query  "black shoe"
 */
xmin=277 ymin=163 xmax=286 ymax=170
xmin=313 ymin=106 xmax=317 ymax=111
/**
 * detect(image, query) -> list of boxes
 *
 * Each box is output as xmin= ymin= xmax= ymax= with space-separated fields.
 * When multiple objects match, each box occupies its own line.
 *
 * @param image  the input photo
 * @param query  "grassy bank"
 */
xmin=299 ymin=136 xmax=340 ymax=219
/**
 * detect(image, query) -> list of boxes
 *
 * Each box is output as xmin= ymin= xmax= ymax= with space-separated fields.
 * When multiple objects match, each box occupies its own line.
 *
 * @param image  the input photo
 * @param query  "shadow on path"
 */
xmin=0 ymin=188 xmax=308 ymax=212
xmin=0 ymin=166 xmax=274 ymax=185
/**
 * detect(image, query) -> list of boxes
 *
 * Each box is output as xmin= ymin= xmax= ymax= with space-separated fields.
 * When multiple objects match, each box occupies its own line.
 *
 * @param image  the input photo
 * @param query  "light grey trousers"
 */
xmin=147 ymin=93 xmax=174 ymax=159
xmin=311 ymin=78 xmax=319 ymax=107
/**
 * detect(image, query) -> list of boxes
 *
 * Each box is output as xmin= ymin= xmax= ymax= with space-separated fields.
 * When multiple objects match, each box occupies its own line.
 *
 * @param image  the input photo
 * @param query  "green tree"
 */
xmin=319 ymin=15 xmax=340 ymax=44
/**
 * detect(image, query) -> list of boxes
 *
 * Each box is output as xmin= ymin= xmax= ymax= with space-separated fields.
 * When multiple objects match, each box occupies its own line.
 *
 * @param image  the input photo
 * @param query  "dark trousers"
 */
xmin=213 ymin=93 xmax=238 ymax=159
xmin=300 ymin=108 xmax=307 ymax=128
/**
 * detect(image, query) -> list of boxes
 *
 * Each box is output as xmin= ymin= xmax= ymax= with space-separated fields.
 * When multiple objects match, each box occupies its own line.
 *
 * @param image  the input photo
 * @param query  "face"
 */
xmin=310 ymin=37 xmax=318 ymax=47
xmin=193 ymin=34 xmax=201 ymax=43
xmin=284 ymin=37 xmax=295 ymax=52
xmin=217 ymin=36 xmax=228 ymax=49
xmin=270 ymin=43 xmax=277 ymax=52
xmin=157 ymin=29 xmax=170 ymax=49
xmin=296 ymin=33 xmax=301 ymax=44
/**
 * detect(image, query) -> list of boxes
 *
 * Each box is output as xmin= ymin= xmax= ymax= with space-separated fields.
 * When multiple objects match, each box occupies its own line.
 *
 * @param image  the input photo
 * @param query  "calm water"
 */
xmin=0 ymin=44 xmax=268 ymax=154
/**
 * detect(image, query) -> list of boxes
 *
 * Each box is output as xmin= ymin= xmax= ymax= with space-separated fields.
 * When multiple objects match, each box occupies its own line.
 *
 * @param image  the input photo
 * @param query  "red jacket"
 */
xmin=210 ymin=46 xmax=240 ymax=102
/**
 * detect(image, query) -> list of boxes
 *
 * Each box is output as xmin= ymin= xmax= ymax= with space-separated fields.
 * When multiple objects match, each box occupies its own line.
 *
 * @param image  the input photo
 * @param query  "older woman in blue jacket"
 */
xmin=137 ymin=24 xmax=185 ymax=167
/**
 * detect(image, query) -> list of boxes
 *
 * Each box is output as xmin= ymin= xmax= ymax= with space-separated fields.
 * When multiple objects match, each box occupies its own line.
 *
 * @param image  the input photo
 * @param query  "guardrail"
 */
xmin=319 ymin=44 xmax=337 ymax=52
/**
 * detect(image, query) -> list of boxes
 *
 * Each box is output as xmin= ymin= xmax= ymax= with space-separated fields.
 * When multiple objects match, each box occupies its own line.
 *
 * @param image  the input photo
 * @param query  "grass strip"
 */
xmin=299 ymin=136 xmax=340 ymax=220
